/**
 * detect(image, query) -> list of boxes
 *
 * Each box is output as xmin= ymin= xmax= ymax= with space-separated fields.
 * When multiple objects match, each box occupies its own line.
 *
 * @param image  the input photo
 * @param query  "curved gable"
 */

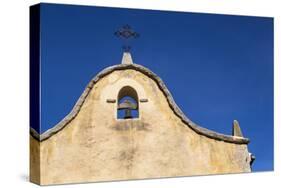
xmin=31 ymin=63 xmax=249 ymax=144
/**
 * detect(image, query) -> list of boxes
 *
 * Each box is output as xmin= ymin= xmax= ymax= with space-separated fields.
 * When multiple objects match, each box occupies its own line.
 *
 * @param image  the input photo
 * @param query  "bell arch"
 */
xmin=117 ymin=86 xmax=139 ymax=119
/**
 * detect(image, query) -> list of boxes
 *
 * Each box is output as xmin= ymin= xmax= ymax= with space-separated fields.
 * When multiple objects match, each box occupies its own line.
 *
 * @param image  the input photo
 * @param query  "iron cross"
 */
xmin=114 ymin=24 xmax=139 ymax=52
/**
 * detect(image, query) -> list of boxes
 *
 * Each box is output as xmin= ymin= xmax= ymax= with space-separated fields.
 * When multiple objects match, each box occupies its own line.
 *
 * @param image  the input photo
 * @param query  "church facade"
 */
xmin=30 ymin=52 xmax=254 ymax=185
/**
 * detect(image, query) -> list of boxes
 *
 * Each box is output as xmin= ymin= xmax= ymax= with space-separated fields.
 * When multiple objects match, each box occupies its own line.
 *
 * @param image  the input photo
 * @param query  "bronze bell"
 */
xmin=118 ymin=100 xmax=137 ymax=119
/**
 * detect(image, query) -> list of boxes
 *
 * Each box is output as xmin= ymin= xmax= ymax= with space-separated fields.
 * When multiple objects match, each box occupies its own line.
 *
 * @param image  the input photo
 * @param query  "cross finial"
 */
xmin=114 ymin=24 xmax=139 ymax=52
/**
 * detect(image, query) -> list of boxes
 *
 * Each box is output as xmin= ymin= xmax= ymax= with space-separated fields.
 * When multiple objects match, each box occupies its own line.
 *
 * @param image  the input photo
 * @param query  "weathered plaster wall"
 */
xmin=30 ymin=136 xmax=40 ymax=184
xmin=30 ymin=69 xmax=251 ymax=185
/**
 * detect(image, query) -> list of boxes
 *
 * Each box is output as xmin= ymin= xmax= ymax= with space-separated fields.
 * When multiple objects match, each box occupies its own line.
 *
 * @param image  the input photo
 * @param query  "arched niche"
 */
xmin=117 ymin=86 xmax=139 ymax=119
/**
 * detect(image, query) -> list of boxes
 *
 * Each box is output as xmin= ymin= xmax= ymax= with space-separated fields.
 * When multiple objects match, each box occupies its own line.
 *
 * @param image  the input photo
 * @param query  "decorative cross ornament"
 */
xmin=114 ymin=24 xmax=139 ymax=52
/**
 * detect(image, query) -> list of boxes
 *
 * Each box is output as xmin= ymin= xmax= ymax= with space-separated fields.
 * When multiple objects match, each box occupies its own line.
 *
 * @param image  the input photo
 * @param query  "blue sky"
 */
xmin=37 ymin=3 xmax=273 ymax=172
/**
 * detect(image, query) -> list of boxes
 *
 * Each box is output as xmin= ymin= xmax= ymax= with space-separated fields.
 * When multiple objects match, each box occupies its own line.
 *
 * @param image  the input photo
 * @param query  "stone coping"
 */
xmin=31 ymin=63 xmax=250 ymax=144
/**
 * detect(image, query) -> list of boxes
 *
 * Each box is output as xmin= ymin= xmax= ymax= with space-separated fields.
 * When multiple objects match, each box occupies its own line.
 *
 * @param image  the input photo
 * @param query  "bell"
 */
xmin=118 ymin=100 xmax=137 ymax=119
xmin=124 ymin=109 xmax=132 ymax=119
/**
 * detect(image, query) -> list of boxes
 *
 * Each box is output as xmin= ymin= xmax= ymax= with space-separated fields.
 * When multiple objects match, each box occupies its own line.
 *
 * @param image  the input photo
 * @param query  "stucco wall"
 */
xmin=30 ymin=69 xmax=251 ymax=185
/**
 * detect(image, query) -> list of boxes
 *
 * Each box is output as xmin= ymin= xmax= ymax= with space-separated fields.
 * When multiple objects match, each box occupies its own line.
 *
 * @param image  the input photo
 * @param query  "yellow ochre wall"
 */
xmin=30 ymin=68 xmax=251 ymax=185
